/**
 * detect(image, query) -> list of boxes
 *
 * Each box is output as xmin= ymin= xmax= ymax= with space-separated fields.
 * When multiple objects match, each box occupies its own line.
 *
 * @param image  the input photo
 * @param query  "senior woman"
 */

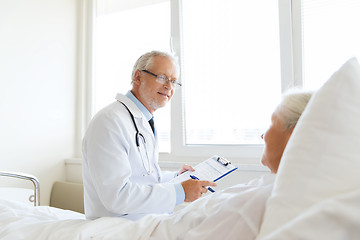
xmin=150 ymin=90 xmax=313 ymax=240
xmin=261 ymin=90 xmax=313 ymax=173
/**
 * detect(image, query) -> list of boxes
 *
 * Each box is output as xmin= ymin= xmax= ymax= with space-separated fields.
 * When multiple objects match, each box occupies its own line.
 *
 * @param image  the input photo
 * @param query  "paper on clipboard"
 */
xmin=170 ymin=155 xmax=238 ymax=184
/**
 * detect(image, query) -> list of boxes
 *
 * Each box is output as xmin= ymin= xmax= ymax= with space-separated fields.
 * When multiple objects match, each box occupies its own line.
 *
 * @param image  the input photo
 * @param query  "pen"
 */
xmin=190 ymin=175 xmax=215 ymax=193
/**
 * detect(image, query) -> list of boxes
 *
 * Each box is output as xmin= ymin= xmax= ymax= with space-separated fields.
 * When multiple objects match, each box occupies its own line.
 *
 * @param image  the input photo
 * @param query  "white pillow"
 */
xmin=257 ymin=58 xmax=360 ymax=239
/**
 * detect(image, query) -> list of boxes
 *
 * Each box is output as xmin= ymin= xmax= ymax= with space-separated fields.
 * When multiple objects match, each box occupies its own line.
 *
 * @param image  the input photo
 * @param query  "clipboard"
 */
xmin=170 ymin=155 xmax=238 ymax=184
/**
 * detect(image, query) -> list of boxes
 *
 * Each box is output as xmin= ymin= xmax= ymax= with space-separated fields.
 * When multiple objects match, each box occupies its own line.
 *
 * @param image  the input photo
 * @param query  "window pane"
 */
xmin=182 ymin=0 xmax=281 ymax=145
xmin=95 ymin=1 xmax=171 ymax=152
xmin=302 ymin=0 xmax=360 ymax=90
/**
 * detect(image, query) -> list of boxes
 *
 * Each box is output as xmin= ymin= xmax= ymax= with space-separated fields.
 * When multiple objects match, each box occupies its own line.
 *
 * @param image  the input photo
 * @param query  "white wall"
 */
xmin=0 ymin=0 xmax=79 ymax=205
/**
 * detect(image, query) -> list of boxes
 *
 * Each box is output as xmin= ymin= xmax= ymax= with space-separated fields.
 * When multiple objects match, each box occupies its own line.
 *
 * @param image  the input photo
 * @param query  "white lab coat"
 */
xmin=82 ymin=93 xmax=177 ymax=221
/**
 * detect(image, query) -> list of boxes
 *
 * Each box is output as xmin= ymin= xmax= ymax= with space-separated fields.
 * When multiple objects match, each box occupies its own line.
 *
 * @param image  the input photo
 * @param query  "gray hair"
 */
xmin=276 ymin=89 xmax=313 ymax=130
xmin=131 ymin=50 xmax=179 ymax=84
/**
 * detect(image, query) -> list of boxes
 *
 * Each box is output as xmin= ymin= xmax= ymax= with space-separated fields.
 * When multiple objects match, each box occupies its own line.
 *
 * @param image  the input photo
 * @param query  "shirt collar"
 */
xmin=125 ymin=91 xmax=153 ymax=121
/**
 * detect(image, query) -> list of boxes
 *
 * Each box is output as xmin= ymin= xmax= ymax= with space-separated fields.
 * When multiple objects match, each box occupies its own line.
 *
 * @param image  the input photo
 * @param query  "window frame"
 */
xmin=168 ymin=0 xmax=302 ymax=160
xmin=79 ymin=0 xmax=303 ymax=161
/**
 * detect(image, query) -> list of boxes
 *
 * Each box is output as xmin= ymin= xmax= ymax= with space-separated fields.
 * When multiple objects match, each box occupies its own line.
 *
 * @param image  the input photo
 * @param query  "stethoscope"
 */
xmin=118 ymin=101 xmax=153 ymax=176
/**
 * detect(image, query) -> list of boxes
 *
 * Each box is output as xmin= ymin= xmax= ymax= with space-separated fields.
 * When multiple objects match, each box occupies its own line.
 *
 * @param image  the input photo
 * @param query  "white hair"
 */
xmin=131 ymin=50 xmax=179 ymax=84
xmin=276 ymin=89 xmax=313 ymax=130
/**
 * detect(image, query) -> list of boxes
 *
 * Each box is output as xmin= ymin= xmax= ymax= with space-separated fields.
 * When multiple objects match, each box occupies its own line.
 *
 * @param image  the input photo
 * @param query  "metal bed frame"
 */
xmin=0 ymin=171 xmax=40 ymax=206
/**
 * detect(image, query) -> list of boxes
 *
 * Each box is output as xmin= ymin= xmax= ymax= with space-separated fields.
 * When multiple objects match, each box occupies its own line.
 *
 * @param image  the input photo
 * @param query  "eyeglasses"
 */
xmin=141 ymin=70 xmax=182 ymax=89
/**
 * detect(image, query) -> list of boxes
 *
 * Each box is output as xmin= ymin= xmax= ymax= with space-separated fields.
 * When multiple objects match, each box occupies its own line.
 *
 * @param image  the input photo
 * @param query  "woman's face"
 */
xmin=261 ymin=111 xmax=294 ymax=173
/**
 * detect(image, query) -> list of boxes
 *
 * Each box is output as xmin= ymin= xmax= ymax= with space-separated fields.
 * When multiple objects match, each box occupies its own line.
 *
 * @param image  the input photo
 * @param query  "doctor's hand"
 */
xmin=181 ymin=179 xmax=217 ymax=202
xmin=177 ymin=164 xmax=195 ymax=176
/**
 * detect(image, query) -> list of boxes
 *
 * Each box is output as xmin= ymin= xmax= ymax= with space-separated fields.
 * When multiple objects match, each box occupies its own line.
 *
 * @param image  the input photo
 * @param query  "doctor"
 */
xmin=82 ymin=51 xmax=216 ymax=221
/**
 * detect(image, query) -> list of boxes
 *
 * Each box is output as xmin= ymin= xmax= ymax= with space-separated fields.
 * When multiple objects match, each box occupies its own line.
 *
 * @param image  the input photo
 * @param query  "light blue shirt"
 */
xmin=125 ymin=91 xmax=185 ymax=205
xmin=126 ymin=91 xmax=152 ymax=122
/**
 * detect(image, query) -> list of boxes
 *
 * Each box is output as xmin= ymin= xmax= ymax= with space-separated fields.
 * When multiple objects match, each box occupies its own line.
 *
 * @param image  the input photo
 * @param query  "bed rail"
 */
xmin=0 ymin=171 xmax=40 ymax=206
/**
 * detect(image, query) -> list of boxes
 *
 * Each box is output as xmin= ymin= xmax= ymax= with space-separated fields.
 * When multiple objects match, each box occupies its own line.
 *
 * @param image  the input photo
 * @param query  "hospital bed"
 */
xmin=0 ymin=169 xmax=274 ymax=239
xmin=1 ymin=58 xmax=360 ymax=239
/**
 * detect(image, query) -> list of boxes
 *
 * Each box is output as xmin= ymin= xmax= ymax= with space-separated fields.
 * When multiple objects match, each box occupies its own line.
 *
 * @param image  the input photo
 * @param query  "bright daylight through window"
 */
xmin=182 ymin=0 xmax=281 ymax=145
xmin=301 ymin=0 xmax=360 ymax=90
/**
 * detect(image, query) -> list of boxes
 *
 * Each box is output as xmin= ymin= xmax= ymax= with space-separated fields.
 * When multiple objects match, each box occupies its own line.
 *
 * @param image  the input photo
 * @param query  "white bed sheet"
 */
xmin=0 ymin=174 xmax=275 ymax=240
xmin=151 ymin=174 xmax=275 ymax=240
xmin=0 ymin=197 xmax=160 ymax=240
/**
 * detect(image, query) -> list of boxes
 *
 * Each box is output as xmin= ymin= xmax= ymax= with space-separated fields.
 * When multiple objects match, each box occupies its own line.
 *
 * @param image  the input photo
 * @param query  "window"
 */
xmin=83 ymin=0 xmax=360 ymax=160
xmin=180 ymin=0 xmax=281 ymax=146
xmin=301 ymin=0 xmax=360 ymax=90
xmin=90 ymin=0 xmax=287 ymax=160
